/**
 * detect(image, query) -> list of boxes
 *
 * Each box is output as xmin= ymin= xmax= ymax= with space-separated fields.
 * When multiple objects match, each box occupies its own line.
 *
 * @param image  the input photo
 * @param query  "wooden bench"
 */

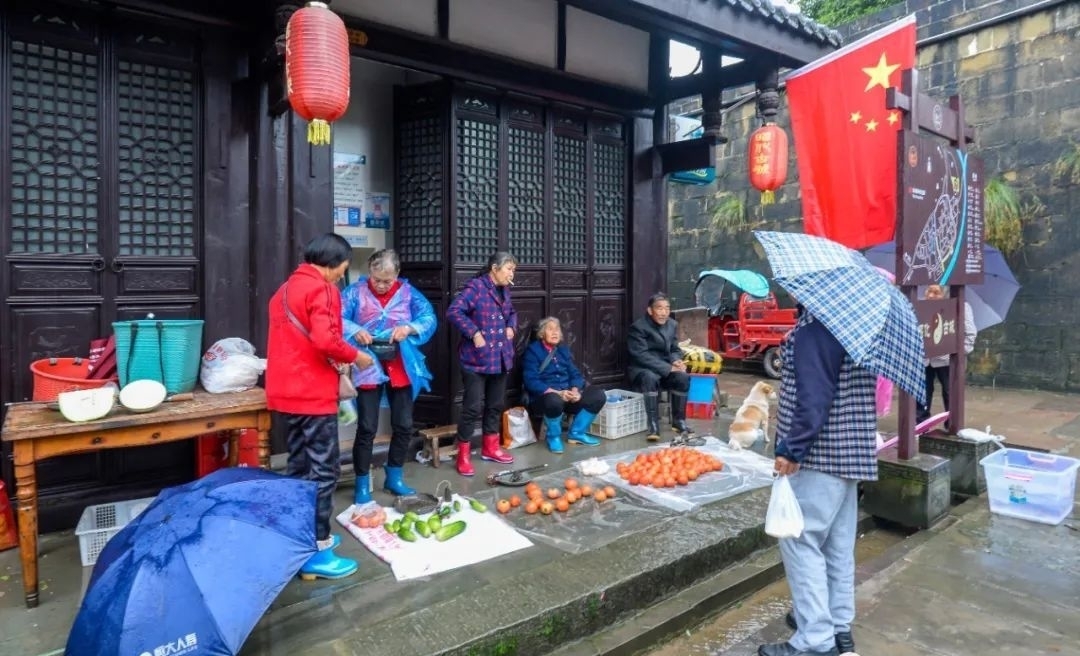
xmin=419 ymin=425 xmax=458 ymax=467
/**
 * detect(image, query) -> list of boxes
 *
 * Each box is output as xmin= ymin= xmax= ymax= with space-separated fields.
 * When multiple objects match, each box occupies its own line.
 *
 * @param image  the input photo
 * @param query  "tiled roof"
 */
xmin=722 ymin=0 xmax=843 ymax=47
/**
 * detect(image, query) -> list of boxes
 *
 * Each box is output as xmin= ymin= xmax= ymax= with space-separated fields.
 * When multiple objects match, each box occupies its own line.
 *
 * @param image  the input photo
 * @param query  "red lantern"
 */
xmin=285 ymin=2 xmax=351 ymax=146
xmin=748 ymin=123 xmax=789 ymax=205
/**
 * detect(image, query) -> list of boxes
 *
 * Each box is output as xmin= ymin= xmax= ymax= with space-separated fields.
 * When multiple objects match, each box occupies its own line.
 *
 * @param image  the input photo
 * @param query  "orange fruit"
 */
xmin=594 ymin=491 xmax=608 ymax=503
xmin=677 ymin=474 xmax=689 ymax=486
xmin=547 ymin=488 xmax=561 ymax=499
xmin=525 ymin=501 xmax=539 ymax=514
xmin=565 ymin=478 xmax=580 ymax=491
xmin=603 ymin=486 xmax=616 ymax=498
xmin=540 ymin=502 xmax=554 ymax=515
xmin=509 ymin=495 xmax=522 ymax=508
xmin=496 ymin=499 xmax=511 ymax=514
xmin=556 ymin=498 xmax=570 ymax=512
xmin=579 ymin=485 xmax=593 ymax=497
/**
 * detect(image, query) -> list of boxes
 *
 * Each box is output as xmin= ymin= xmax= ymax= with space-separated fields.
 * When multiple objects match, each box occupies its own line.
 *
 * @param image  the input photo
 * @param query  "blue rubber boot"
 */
xmin=299 ymin=545 xmax=358 ymax=581
xmin=382 ymin=465 xmax=416 ymax=496
xmin=544 ymin=416 xmax=564 ymax=454
xmin=567 ymin=411 xmax=601 ymax=446
xmin=353 ymin=473 xmax=372 ymax=505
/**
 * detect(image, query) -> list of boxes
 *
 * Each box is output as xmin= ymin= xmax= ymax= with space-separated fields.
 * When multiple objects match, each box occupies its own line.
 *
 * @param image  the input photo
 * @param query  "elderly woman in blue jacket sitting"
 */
xmin=521 ymin=317 xmax=606 ymax=453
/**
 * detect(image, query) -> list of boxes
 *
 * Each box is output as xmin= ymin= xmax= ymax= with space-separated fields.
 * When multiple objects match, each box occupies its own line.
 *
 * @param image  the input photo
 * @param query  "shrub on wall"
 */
xmin=799 ymin=0 xmax=900 ymax=27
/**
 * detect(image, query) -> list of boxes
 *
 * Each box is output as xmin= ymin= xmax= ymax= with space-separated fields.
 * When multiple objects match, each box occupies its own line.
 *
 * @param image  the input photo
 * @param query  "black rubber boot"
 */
xmin=644 ymin=392 xmax=661 ymax=441
xmin=670 ymin=391 xmax=695 ymax=434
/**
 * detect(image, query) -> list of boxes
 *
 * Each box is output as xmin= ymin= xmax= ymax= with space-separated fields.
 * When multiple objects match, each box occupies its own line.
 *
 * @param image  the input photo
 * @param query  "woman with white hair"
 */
xmin=521 ymin=317 xmax=605 ymax=453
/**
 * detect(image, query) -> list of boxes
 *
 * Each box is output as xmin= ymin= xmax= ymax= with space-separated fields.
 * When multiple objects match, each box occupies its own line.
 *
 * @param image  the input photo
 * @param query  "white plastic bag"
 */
xmin=501 ymin=406 xmax=537 ymax=449
xmin=338 ymin=399 xmax=358 ymax=426
xmin=199 ymin=338 xmax=267 ymax=393
xmin=764 ymin=475 xmax=805 ymax=539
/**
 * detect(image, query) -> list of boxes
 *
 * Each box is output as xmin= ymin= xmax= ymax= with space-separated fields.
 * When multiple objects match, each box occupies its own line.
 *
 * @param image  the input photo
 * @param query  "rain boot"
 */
xmin=382 ymin=465 xmax=415 ymax=496
xmin=456 ymin=440 xmax=475 ymax=477
xmin=299 ymin=545 xmax=358 ymax=581
xmin=567 ymin=411 xmax=601 ymax=446
xmin=670 ymin=391 xmax=695 ymax=435
xmin=644 ymin=392 xmax=662 ymax=442
xmin=481 ymin=433 xmax=514 ymax=464
xmin=544 ymin=416 xmax=564 ymax=454
xmin=353 ymin=473 xmax=372 ymax=506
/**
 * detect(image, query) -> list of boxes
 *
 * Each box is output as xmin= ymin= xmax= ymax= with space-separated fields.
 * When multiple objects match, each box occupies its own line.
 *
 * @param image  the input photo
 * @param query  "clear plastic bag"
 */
xmin=199 ymin=338 xmax=267 ymax=393
xmin=338 ymin=398 xmax=358 ymax=426
xmin=764 ymin=475 xmax=804 ymax=539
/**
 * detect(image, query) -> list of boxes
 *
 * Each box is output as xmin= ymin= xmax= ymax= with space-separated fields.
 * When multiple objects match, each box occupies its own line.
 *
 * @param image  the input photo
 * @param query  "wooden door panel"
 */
xmin=506 ymin=295 xmax=546 ymax=403
xmin=116 ymin=263 xmax=198 ymax=296
xmin=588 ymin=294 xmax=627 ymax=385
xmin=9 ymin=305 xmax=101 ymax=401
xmin=550 ymin=295 xmax=587 ymax=377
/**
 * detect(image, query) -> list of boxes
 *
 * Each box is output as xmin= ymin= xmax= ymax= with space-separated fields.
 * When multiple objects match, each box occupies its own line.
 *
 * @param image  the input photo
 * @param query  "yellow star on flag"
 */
xmin=865 ymin=119 xmax=879 ymax=132
xmin=862 ymin=53 xmax=900 ymax=92
xmin=849 ymin=111 xmax=862 ymax=124
xmin=887 ymin=111 xmax=900 ymax=126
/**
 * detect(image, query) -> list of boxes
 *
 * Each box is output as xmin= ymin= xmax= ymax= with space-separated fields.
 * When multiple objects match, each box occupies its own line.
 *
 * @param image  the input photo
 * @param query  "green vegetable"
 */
xmin=468 ymin=498 xmax=487 ymax=513
xmin=415 ymin=520 xmax=432 ymax=538
xmin=397 ymin=527 xmax=418 ymax=542
xmin=403 ymin=511 xmax=420 ymax=523
xmin=391 ymin=519 xmax=401 ymax=533
xmin=428 ymin=515 xmax=442 ymax=532
xmin=434 ymin=520 xmax=467 ymax=542
xmin=453 ymin=500 xmax=462 ymax=512
xmin=383 ymin=522 xmax=394 ymax=534
xmin=439 ymin=505 xmax=453 ymax=518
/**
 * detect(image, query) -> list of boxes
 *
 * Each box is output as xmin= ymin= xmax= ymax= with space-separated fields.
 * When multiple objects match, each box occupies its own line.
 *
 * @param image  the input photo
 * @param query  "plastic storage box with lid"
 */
xmin=979 ymin=448 xmax=1080 ymax=525
xmin=589 ymin=389 xmax=647 ymax=439
xmin=75 ymin=497 xmax=155 ymax=566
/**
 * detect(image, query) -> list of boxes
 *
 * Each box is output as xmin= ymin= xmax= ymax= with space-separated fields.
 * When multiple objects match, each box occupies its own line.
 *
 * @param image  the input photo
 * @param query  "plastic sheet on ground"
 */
xmin=593 ymin=436 xmax=776 ymax=513
xmin=335 ymin=495 xmax=532 ymax=581
xmin=474 ymin=471 xmax=678 ymax=555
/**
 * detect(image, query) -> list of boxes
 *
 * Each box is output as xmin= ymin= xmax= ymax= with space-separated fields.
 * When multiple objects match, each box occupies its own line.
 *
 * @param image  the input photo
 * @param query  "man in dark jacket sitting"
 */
xmin=627 ymin=293 xmax=693 ymax=440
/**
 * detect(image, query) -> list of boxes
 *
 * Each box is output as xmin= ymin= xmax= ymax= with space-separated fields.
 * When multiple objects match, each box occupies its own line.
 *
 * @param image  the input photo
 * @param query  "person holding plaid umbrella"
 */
xmin=753 ymin=231 xmax=926 ymax=656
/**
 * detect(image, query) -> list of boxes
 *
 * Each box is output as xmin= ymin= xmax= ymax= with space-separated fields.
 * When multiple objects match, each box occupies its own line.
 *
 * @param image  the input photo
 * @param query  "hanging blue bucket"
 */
xmin=113 ymin=320 xmax=205 ymax=394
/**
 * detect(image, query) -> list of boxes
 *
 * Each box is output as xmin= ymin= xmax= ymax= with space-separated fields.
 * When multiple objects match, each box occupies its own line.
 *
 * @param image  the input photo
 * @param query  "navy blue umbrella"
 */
xmin=66 ymin=468 xmax=318 ymax=656
xmin=864 ymin=242 xmax=1020 ymax=331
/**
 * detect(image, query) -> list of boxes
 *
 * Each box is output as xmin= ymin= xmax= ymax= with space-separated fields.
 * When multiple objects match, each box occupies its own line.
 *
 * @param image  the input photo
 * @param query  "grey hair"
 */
xmin=534 ymin=316 xmax=561 ymax=338
xmin=368 ymin=249 xmax=400 ymax=275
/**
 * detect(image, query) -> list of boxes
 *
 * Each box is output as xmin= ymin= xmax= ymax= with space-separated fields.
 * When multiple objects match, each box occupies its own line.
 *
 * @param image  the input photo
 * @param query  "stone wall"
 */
xmin=667 ymin=0 xmax=1080 ymax=390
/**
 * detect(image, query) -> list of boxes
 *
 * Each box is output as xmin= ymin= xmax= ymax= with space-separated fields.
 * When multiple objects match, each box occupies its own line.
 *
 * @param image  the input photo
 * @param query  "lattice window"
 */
xmin=507 ymin=127 xmax=545 ymax=265
xmin=398 ymin=116 xmax=443 ymax=262
xmin=455 ymin=119 xmax=499 ymax=263
xmin=593 ymin=142 xmax=626 ymax=266
xmin=116 ymin=61 xmax=196 ymax=257
xmin=553 ymin=136 xmax=587 ymax=266
xmin=9 ymin=41 xmax=100 ymax=255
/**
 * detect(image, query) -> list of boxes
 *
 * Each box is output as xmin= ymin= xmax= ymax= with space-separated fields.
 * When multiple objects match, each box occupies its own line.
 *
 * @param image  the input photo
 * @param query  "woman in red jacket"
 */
xmin=266 ymin=234 xmax=374 ymax=581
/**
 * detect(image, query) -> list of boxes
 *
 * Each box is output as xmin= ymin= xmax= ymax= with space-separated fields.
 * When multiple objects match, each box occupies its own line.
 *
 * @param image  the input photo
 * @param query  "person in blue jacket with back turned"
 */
xmin=521 ymin=317 xmax=605 ymax=453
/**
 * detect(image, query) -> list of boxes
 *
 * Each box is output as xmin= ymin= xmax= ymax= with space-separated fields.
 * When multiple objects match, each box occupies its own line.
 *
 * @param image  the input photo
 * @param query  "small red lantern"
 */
xmin=748 ymin=123 xmax=789 ymax=205
xmin=285 ymin=2 xmax=351 ymax=146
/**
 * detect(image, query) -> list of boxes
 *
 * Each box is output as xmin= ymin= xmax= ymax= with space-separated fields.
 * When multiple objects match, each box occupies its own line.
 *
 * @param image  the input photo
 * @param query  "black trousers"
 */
xmin=352 ymin=384 xmax=413 ymax=475
xmin=918 ymin=365 xmax=950 ymax=422
xmin=457 ymin=369 xmax=507 ymax=441
xmin=280 ymin=412 xmax=340 ymax=542
xmin=528 ymin=385 xmax=607 ymax=419
xmin=632 ymin=370 xmax=691 ymax=395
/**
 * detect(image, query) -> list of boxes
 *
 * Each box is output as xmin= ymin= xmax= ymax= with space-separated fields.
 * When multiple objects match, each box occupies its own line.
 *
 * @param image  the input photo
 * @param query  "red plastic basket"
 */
xmin=686 ymin=401 xmax=716 ymax=420
xmin=29 ymin=357 xmax=118 ymax=402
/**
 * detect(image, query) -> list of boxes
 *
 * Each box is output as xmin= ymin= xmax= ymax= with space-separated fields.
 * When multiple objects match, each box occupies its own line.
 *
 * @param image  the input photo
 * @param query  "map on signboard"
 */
xmin=898 ymin=130 xmax=984 ymax=287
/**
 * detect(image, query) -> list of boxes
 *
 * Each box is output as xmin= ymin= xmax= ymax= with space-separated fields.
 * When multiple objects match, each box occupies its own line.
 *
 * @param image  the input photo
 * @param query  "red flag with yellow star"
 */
xmin=787 ymin=15 xmax=916 ymax=249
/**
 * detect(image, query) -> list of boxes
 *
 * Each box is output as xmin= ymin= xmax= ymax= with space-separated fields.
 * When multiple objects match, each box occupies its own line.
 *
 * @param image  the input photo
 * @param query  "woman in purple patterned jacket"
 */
xmin=446 ymin=251 xmax=518 ymax=477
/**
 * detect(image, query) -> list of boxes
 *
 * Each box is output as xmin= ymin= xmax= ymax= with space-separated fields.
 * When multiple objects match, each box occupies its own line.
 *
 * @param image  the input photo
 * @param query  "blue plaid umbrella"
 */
xmin=754 ymin=231 xmax=927 ymax=405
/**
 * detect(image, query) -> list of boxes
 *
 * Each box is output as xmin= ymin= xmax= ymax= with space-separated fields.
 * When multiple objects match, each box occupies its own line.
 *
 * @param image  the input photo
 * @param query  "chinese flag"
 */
xmin=787 ymin=15 xmax=916 ymax=249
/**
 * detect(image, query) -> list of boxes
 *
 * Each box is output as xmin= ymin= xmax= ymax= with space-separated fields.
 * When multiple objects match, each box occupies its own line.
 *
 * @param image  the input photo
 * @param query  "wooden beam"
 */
xmin=663 ymin=59 xmax=759 ymax=103
xmin=562 ymin=0 xmax=834 ymax=68
xmin=344 ymin=19 xmax=653 ymax=111
xmin=557 ymin=2 xmax=567 ymax=71
xmin=437 ymin=0 xmax=449 ymax=39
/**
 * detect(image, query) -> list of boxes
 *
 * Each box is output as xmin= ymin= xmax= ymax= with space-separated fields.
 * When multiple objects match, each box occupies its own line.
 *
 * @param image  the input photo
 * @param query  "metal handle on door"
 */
xmin=110 ymin=259 xmax=125 ymax=273
xmin=90 ymin=257 xmax=106 ymax=272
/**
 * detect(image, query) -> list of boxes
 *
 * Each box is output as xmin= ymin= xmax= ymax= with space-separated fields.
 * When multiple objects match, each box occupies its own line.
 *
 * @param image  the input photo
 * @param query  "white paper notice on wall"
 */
xmin=365 ymin=192 xmax=391 ymax=230
xmin=334 ymin=153 xmax=366 ymax=226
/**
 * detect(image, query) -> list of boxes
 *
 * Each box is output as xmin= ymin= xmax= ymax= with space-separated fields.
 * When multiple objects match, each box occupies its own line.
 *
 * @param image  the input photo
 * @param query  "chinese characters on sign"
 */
xmin=913 ymin=298 xmax=960 ymax=358
xmin=897 ymin=130 xmax=985 ymax=287
xmin=333 ymin=152 xmax=365 ymax=227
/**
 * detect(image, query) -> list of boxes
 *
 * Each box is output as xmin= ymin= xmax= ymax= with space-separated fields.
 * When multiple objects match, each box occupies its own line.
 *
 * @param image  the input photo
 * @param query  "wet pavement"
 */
xmin=2 ymin=372 xmax=1079 ymax=655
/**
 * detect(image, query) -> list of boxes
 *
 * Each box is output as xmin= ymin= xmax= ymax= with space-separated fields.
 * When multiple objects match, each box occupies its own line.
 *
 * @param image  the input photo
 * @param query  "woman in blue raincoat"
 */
xmin=341 ymin=249 xmax=436 ymax=502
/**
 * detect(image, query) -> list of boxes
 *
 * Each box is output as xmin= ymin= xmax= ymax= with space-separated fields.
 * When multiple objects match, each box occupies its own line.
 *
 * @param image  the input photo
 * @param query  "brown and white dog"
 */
xmin=727 ymin=381 xmax=777 ymax=450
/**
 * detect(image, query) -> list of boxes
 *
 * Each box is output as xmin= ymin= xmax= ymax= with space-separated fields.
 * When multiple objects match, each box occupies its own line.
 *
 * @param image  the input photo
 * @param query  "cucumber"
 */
xmin=383 ymin=522 xmax=395 ymax=534
xmin=468 ymin=498 xmax=487 ymax=513
xmin=415 ymin=520 xmax=432 ymax=539
xmin=391 ymin=519 xmax=401 ymax=533
xmin=453 ymin=500 xmax=462 ymax=512
xmin=428 ymin=515 xmax=442 ymax=532
xmin=397 ymin=527 xmax=418 ymax=542
xmin=403 ymin=511 xmax=420 ymax=523
xmin=439 ymin=505 xmax=453 ymax=518
xmin=434 ymin=520 xmax=467 ymax=542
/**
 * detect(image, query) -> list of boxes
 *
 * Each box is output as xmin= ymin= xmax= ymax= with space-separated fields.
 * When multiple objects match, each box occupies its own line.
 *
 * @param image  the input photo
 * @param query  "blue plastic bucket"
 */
xmin=113 ymin=319 xmax=205 ymax=394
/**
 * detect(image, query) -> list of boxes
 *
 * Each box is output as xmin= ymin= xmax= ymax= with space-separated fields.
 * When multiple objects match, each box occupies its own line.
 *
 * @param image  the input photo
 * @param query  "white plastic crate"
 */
xmin=590 ymin=389 xmax=647 ymax=439
xmin=980 ymin=448 xmax=1080 ymax=525
xmin=75 ymin=497 xmax=154 ymax=567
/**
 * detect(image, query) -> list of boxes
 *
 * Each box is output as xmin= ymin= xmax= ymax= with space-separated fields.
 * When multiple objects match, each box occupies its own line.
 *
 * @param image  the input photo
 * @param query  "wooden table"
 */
xmin=1 ymin=388 xmax=271 ymax=608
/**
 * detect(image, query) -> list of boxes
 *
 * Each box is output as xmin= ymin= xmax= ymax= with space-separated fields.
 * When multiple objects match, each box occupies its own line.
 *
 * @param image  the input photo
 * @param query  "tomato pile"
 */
xmin=493 ymin=478 xmax=616 ymax=516
xmin=615 ymin=447 xmax=724 ymax=488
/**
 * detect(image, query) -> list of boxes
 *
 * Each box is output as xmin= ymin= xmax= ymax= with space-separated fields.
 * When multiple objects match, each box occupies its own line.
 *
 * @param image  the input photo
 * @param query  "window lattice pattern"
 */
xmin=553 ymin=136 xmax=587 ymax=266
xmin=116 ymin=61 xmax=196 ymax=257
xmin=593 ymin=142 xmax=626 ymax=266
xmin=398 ymin=116 xmax=443 ymax=262
xmin=507 ymin=128 xmax=545 ymax=265
xmin=9 ymin=41 xmax=100 ymax=254
xmin=456 ymin=119 xmax=499 ymax=263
